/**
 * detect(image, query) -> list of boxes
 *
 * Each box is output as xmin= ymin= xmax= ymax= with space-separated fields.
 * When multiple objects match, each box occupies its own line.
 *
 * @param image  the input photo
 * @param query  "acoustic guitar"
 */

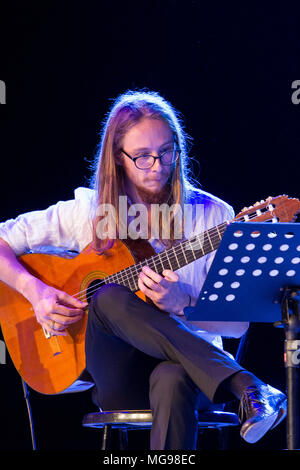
xmin=0 ymin=195 xmax=299 ymax=394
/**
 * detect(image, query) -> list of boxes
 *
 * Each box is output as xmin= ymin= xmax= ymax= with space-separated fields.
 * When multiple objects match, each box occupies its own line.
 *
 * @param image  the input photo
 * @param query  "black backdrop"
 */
xmin=0 ymin=0 xmax=299 ymax=452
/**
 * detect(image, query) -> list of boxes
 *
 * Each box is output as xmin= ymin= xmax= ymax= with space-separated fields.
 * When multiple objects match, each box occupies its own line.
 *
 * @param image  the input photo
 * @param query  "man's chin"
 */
xmin=136 ymin=183 xmax=170 ymax=205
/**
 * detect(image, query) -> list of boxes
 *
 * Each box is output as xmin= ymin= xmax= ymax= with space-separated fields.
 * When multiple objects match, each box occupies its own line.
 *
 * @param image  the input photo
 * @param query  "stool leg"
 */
xmin=196 ymin=430 xmax=203 ymax=450
xmin=216 ymin=428 xmax=229 ymax=450
xmin=101 ymin=425 xmax=113 ymax=450
xmin=119 ymin=429 xmax=129 ymax=450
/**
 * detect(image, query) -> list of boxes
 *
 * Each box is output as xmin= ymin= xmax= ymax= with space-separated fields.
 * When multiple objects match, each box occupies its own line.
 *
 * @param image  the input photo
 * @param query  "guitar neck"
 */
xmin=104 ymin=220 xmax=230 ymax=292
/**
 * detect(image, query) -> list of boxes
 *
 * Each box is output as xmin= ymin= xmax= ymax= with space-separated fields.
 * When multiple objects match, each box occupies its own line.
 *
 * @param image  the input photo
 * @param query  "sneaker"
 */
xmin=239 ymin=384 xmax=287 ymax=443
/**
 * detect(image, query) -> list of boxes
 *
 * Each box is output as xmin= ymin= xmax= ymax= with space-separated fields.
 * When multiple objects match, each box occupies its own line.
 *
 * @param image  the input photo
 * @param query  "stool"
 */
xmin=82 ymin=408 xmax=239 ymax=450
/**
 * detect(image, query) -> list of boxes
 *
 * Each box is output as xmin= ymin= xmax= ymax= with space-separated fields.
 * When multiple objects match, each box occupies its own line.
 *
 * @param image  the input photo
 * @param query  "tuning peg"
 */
xmin=260 ymin=199 xmax=265 ymax=203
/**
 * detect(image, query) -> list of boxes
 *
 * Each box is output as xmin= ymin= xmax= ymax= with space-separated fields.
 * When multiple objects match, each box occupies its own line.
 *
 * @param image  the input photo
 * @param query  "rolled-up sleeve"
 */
xmin=0 ymin=188 xmax=94 ymax=255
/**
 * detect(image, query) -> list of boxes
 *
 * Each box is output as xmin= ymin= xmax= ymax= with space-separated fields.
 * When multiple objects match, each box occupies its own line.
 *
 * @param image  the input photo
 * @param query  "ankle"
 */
xmin=228 ymin=371 xmax=263 ymax=400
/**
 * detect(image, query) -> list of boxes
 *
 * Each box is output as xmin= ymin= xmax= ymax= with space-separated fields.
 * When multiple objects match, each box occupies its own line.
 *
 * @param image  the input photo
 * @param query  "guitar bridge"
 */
xmin=42 ymin=326 xmax=51 ymax=339
xmin=42 ymin=326 xmax=62 ymax=356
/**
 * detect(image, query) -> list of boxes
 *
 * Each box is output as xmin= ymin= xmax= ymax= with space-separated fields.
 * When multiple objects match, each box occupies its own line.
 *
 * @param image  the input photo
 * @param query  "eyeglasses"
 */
xmin=121 ymin=146 xmax=181 ymax=170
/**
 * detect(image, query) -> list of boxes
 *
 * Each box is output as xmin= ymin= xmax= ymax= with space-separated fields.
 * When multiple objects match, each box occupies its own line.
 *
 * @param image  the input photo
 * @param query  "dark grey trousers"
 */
xmin=85 ymin=283 xmax=243 ymax=450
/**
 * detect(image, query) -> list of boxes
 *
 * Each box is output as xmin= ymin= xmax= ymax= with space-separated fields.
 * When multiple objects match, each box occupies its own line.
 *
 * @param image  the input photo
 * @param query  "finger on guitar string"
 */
xmin=140 ymin=265 xmax=168 ymax=291
xmin=139 ymin=271 xmax=161 ymax=292
xmin=138 ymin=276 xmax=160 ymax=301
xmin=52 ymin=302 xmax=86 ymax=317
xmin=30 ymin=282 xmax=88 ymax=332
xmin=162 ymin=269 xmax=179 ymax=282
xmin=56 ymin=290 xmax=88 ymax=309
xmin=141 ymin=265 xmax=165 ymax=283
xmin=44 ymin=310 xmax=84 ymax=329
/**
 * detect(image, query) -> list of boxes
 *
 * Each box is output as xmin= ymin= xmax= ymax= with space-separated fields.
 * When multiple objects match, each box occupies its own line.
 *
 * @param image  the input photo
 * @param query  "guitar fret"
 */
xmin=188 ymin=240 xmax=197 ymax=260
xmin=111 ymin=270 xmax=130 ymax=290
xmin=113 ymin=272 xmax=123 ymax=286
xmin=131 ymin=273 xmax=138 ymax=291
xmin=106 ymin=272 xmax=115 ymax=284
xmin=124 ymin=264 xmax=131 ymax=287
xmin=195 ymin=234 xmax=205 ymax=255
xmin=180 ymin=242 xmax=188 ymax=265
xmin=116 ymin=272 xmax=126 ymax=286
xmin=151 ymin=255 xmax=158 ymax=273
xmin=128 ymin=275 xmax=137 ymax=292
xmin=157 ymin=252 xmax=165 ymax=272
xmin=206 ymin=231 xmax=214 ymax=251
xmin=126 ymin=265 xmax=137 ymax=290
xmin=134 ymin=263 xmax=140 ymax=281
xmin=183 ymin=241 xmax=194 ymax=263
xmin=129 ymin=263 xmax=138 ymax=288
xmin=215 ymin=224 xmax=222 ymax=241
xmin=164 ymin=250 xmax=172 ymax=270
xmin=172 ymin=246 xmax=181 ymax=269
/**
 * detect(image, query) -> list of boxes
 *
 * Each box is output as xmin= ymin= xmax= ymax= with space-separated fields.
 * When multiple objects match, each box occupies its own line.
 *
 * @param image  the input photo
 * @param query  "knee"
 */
xmin=91 ymin=282 xmax=131 ymax=314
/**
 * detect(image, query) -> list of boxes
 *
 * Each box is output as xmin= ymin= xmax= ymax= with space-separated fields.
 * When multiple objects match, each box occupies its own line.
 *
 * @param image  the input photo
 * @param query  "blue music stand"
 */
xmin=184 ymin=222 xmax=300 ymax=450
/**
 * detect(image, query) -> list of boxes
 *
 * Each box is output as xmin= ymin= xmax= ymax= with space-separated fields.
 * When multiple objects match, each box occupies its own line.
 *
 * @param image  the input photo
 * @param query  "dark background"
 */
xmin=0 ymin=0 xmax=299 ymax=454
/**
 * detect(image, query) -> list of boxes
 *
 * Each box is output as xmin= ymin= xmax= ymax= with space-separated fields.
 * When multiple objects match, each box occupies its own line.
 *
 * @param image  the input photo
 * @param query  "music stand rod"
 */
xmin=280 ymin=286 xmax=300 ymax=450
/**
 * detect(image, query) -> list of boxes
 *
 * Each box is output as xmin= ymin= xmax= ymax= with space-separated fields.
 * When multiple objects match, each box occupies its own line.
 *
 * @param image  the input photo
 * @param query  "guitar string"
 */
xmin=70 ymin=210 xmax=272 ymax=303
xmin=71 ymin=211 xmax=270 ymax=303
xmin=79 ymin=208 xmax=272 ymax=301
xmin=92 ymin=222 xmax=228 ymax=288
xmin=71 ymin=221 xmax=228 ymax=302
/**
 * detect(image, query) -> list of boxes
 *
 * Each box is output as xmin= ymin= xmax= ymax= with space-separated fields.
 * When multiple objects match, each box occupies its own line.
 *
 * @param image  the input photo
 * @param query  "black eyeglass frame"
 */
xmin=120 ymin=146 xmax=181 ymax=170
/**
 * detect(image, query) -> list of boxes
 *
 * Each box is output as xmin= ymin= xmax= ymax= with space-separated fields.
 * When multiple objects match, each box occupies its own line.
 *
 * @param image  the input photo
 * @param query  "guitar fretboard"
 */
xmin=102 ymin=221 xmax=229 ymax=292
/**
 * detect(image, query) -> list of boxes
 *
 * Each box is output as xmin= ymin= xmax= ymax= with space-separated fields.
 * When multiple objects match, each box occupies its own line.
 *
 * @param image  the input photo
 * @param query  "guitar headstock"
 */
xmin=234 ymin=195 xmax=300 ymax=223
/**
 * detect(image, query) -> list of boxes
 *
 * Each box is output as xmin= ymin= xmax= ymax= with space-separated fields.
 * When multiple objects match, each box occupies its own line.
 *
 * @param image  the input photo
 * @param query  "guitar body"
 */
xmin=0 ymin=239 xmax=155 ymax=395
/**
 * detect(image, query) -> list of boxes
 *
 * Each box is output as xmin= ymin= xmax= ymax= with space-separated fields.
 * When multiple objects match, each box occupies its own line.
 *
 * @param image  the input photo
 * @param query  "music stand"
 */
xmin=184 ymin=222 xmax=300 ymax=450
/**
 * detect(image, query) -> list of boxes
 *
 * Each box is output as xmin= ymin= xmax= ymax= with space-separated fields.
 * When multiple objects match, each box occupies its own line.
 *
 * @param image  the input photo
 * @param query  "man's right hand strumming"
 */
xmin=26 ymin=278 xmax=88 ymax=336
xmin=0 ymin=238 xmax=87 ymax=336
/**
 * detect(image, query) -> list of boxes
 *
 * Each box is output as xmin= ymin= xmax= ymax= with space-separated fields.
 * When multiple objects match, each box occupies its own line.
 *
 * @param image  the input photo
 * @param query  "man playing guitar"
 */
xmin=0 ymin=90 xmax=288 ymax=449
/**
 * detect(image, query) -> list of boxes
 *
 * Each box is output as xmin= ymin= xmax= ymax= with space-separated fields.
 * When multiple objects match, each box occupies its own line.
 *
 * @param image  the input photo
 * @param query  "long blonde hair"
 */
xmin=89 ymin=89 xmax=197 ymax=253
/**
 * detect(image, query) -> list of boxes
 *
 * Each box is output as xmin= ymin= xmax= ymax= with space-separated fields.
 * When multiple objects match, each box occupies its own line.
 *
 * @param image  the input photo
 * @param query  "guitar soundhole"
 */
xmin=86 ymin=279 xmax=105 ymax=304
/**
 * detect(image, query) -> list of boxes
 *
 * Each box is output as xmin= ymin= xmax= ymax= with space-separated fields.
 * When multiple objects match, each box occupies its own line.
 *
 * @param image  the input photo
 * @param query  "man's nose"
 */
xmin=152 ymin=156 xmax=163 ymax=170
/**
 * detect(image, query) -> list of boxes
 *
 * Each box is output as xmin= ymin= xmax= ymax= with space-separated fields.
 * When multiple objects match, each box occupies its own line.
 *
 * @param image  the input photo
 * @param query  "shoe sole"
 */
xmin=241 ymin=398 xmax=287 ymax=444
xmin=270 ymin=398 xmax=287 ymax=429
xmin=241 ymin=412 xmax=279 ymax=443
